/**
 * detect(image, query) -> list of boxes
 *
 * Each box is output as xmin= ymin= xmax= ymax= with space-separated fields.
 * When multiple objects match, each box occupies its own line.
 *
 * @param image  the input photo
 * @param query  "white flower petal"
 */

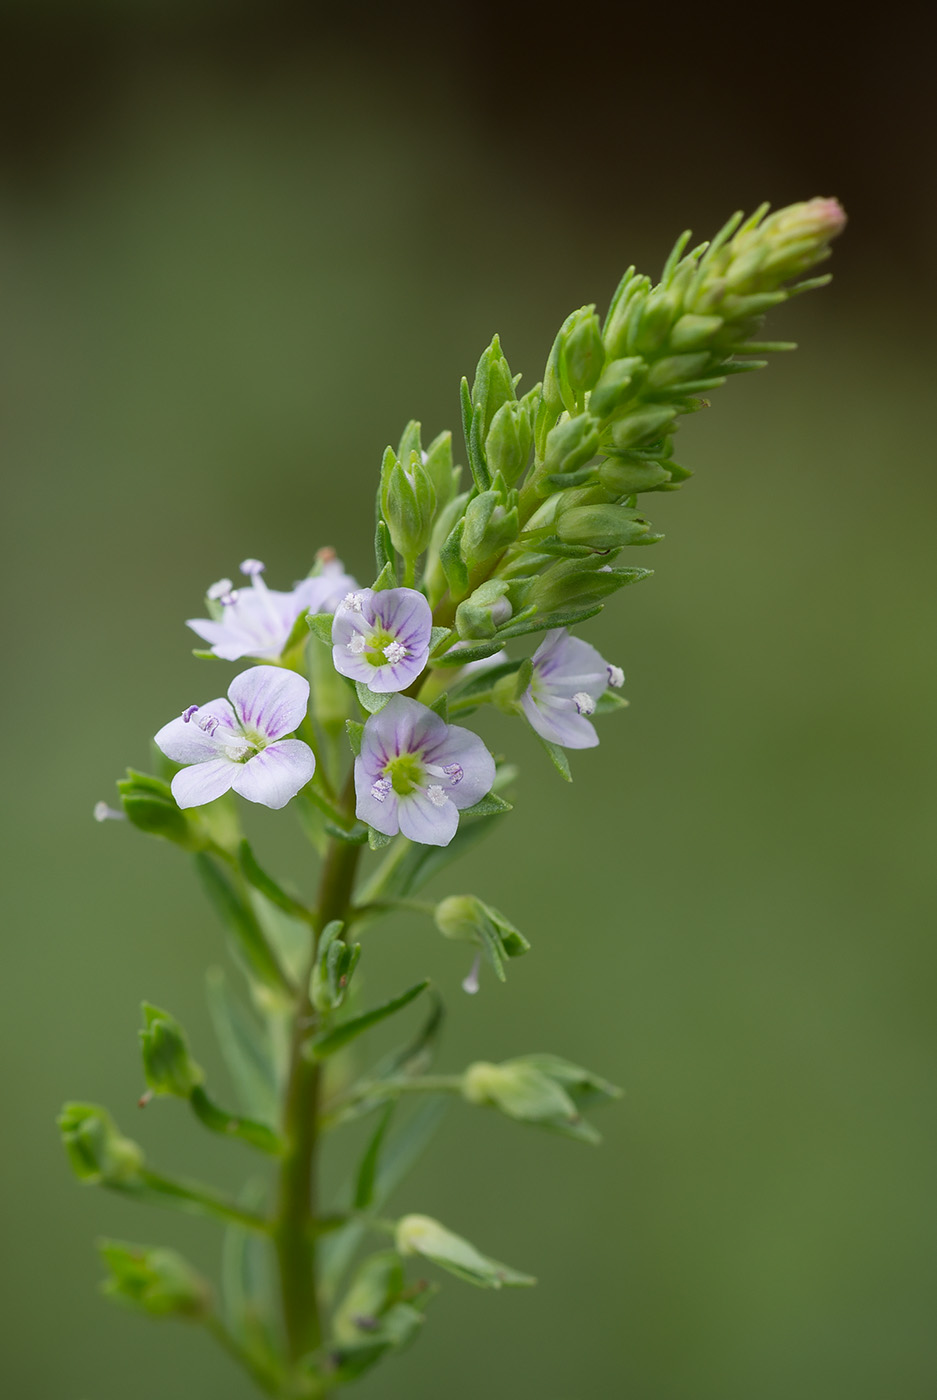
xmin=170 ymin=758 xmax=237 ymax=808
xmin=398 ymin=790 xmax=460 ymax=846
xmin=228 ymin=666 xmax=309 ymax=741
xmin=229 ymin=739 xmax=315 ymax=809
xmin=155 ymin=699 xmax=238 ymax=764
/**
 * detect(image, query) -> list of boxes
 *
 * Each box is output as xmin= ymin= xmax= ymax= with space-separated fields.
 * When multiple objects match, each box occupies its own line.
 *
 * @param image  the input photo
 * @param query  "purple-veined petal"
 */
xmin=228 ymin=666 xmax=309 ymax=741
xmin=230 ymin=739 xmax=315 ymax=809
xmin=354 ymin=755 xmax=401 ymax=834
xmin=520 ymin=690 xmax=599 ymax=748
xmin=155 ymin=698 xmax=238 ymax=764
xmin=398 ymin=789 xmax=460 ymax=846
xmin=423 ymin=723 xmax=497 ymax=808
xmin=171 ymin=758 xmax=237 ymax=808
xmin=332 ymin=589 xmax=431 ymax=693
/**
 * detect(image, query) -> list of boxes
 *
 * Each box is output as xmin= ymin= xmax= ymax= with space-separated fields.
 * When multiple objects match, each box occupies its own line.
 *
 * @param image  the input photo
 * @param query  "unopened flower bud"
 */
xmin=422 ymin=429 xmax=459 ymax=510
xmin=58 ymin=1103 xmax=145 ymax=1186
xmin=97 ymin=1239 xmax=211 ymax=1319
xmin=562 ymin=309 xmax=605 ymax=398
xmin=460 ymin=490 xmax=519 ymax=567
xmin=396 ymin=1214 xmax=534 ymax=1288
xmin=116 ymin=770 xmax=204 ymax=850
xmin=454 ymin=581 xmax=513 ymax=640
xmin=588 ymin=356 xmax=644 ymax=419
xmin=462 ymin=1054 xmax=620 ymax=1142
xmin=540 ymin=414 xmax=601 ymax=483
xmin=139 ymin=1004 xmax=204 ymax=1099
xmin=485 ymin=400 xmax=533 ymax=488
xmin=555 ymin=503 xmax=654 ymax=550
xmin=380 ymin=447 xmax=437 ymax=560
xmin=435 ymin=894 xmax=529 ymax=982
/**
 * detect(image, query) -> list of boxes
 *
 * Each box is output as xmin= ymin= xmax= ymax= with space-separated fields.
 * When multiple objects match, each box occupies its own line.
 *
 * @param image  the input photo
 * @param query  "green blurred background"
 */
xmin=2 ymin=2 xmax=934 ymax=1395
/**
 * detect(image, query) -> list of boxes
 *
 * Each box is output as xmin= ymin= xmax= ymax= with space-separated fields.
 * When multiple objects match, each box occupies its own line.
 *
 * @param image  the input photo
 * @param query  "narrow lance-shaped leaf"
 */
xmin=307 ymin=981 xmax=430 ymax=1060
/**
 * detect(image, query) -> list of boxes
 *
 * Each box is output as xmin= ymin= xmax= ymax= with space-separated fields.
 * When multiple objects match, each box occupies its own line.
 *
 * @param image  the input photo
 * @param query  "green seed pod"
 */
xmin=460 ymin=490 xmax=519 ymax=567
xmin=139 ymin=1004 xmax=204 ymax=1100
xmin=58 ymin=1103 xmax=144 ymax=1186
xmin=455 ymin=580 xmax=513 ymax=640
xmin=97 ymin=1239 xmax=211 ymax=1319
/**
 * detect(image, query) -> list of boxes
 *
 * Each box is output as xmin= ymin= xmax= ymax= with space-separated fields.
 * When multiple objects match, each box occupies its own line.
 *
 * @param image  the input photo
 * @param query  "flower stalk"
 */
xmin=66 ymin=197 xmax=844 ymax=1396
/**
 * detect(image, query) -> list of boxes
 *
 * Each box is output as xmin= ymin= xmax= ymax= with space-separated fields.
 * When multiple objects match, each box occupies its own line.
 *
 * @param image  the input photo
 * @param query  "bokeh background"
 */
xmin=2 ymin=3 xmax=935 ymax=1396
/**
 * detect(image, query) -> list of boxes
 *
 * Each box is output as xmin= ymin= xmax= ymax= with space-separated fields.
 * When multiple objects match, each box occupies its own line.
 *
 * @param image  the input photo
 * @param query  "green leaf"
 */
xmin=353 ymin=1102 xmax=395 ymax=1212
xmin=396 ymin=1215 xmax=535 ymax=1288
xmin=307 ymin=612 xmax=335 ymax=646
xmin=356 ymin=681 xmax=391 ymax=715
xmin=194 ymin=854 xmax=293 ymax=994
xmin=238 ymin=840 xmax=309 ymax=921
xmin=311 ymin=920 xmax=361 ymax=1013
xmin=221 ymin=1186 xmax=280 ymax=1370
xmin=308 ymin=982 xmax=429 ymax=1060
xmin=205 ymin=967 xmax=278 ymax=1122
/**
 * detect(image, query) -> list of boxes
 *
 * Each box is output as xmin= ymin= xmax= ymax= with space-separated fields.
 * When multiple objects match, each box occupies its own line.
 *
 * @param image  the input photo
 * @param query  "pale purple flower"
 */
xmin=332 ymin=587 xmax=432 ymax=693
xmin=155 ymin=666 xmax=315 ymax=810
xmin=188 ymin=556 xmax=357 ymax=662
xmin=355 ymin=695 xmax=495 ymax=846
xmin=521 ymin=629 xmax=623 ymax=749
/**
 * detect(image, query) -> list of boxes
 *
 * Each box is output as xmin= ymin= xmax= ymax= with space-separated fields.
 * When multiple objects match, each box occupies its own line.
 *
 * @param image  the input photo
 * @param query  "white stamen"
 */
xmin=462 ymin=954 xmax=481 ymax=995
xmin=93 ymin=801 xmax=125 ymax=822
xmin=383 ymin=640 xmax=408 ymax=665
xmin=426 ymin=785 xmax=448 ymax=807
xmin=197 ymin=711 xmax=221 ymax=736
xmin=347 ymin=633 xmax=367 ymax=655
xmin=442 ymin=763 xmax=464 ymax=784
xmin=181 ymin=704 xmax=199 ymax=723
xmin=573 ymin=691 xmax=596 ymax=716
xmin=240 ymin=558 xmax=265 ymax=577
xmin=370 ymin=776 xmax=392 ymax=803
xmin=206 ymin=578 xmax=233 ymax=601
xmin=224 ymin=738 xmax=251 ymax=761
xmin=220 ymin=589 xmax=240 ymax=607
xmin=607 ymin=664 xmax=625 ymax=688
xmin=343 ymin=592 xmax=366 ymax=612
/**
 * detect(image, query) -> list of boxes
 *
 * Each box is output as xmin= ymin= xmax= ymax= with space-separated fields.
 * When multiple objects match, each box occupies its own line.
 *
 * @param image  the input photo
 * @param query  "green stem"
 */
xmin=204 ymin=1315 xmax=288 ymax=1398
xmin=189 ymin=1085 xmax=283 ymax=1155
xmin=130 ymin=1170 xmax=272 ymax=1233
xmin=274 ymin=774 xmax=363 ymax=1365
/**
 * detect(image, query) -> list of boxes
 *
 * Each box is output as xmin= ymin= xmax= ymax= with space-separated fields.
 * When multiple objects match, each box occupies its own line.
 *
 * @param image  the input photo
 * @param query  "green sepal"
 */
xmin=356 ymin=681 xmax=391 ymax=714
xmin=439 ymin=516 xmax=470 ymax=600
xmin=429 ymin=624 xmax=452 ymax=655
xmin=346 ymin=719 xmax=364 ymax=756
xmin=97 ymin=1238 xmax=210 ymax=1319
xmin=428 ymin=692 xmax=449 ymax=723
xmin=194 ymin=854 xmax=293 ymax=996
xmin=433 ymin=638 xmax=503 ymax=666
xmin=238 ymin=839 xmax=310 ymax=921
xmin=374 ymin=516 xmax=394 ymax=575
xmin=368 ymin=826 xmax=394 ymax=850
xmin=371 ymin=561 xmax=396 ymax=592
xmin=327 ymin=1250 xmax=433 ymax=1382
xmin=462 ymin=1054 xmax=620 ymax=1144
xmin=117 ymin=770 xmax=201 ymax=850
xmin=329 ymin=821 xmax=370 ymax=845
xmin=396 ymin=1214 xmax=535 ymax=1289
xmin=308 ymin=981 xmax=429 ymax=1060
xmin=307 ymin=612 xmax=335 ymax=646
xmin=536 ymin=735 xmax=572 ymax=782
xmin=495 ymin=602 xmax=604 ymax=643
xmin=458 ymin=792 xmax=513 ymax=819
xmin=191 ymin=648 xmax=221 ymax=660
xmin=595 ymin=689 xmax=629 ymax=713
xmin=434 ymin=894 xmax=529 ymax=981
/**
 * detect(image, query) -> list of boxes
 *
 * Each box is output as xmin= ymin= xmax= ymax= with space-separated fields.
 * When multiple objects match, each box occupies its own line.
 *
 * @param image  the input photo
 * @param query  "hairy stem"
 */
xmin=274 ymin=774 xmax=362 ymax=1366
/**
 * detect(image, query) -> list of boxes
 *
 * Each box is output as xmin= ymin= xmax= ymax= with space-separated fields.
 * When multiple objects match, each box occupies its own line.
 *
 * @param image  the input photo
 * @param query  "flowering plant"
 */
xmin=64 ymin=199 xmax=844 ymax=1395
